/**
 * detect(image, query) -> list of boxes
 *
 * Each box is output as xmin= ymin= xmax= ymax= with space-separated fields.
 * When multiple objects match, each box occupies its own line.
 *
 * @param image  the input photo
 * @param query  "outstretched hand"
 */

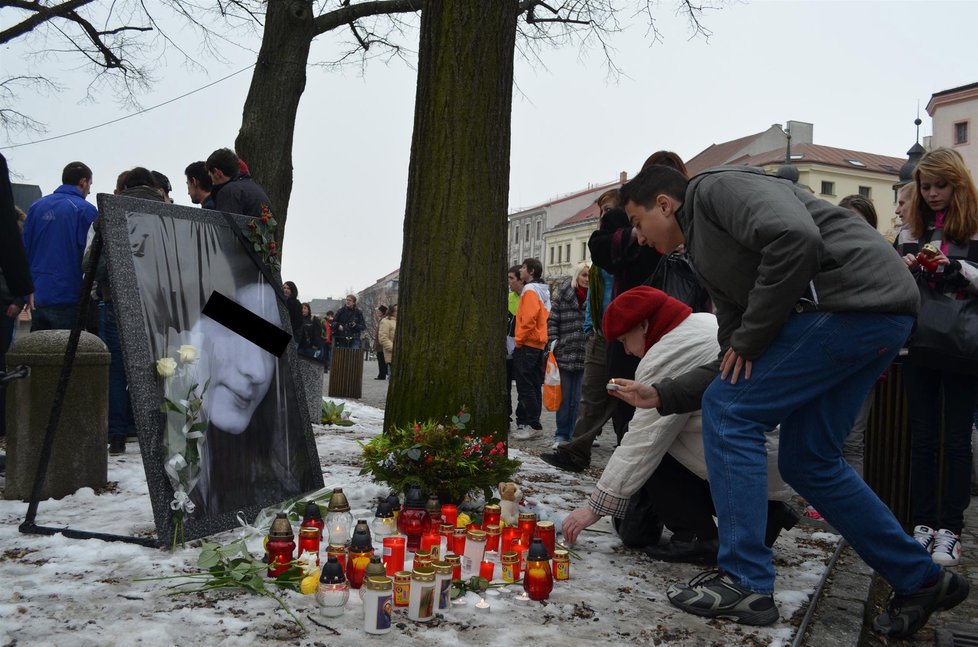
xmin=562 ymin=506 xmax=600 ymax=544
xmin=607 ymin=378 xmax=661 ymax=410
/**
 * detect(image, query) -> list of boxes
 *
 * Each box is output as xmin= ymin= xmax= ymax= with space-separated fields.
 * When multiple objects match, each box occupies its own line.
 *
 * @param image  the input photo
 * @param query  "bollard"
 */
xmin=328 ymin=347 xmax=364 ymax=399
xmin=5 ymin=330 xmax=109 ymax=501
xmin=864 ymin=359 xmax=915 ymax=528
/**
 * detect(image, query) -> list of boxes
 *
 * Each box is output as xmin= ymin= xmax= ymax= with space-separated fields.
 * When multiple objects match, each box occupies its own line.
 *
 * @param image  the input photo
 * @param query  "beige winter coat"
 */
xmin=378 ymin=316 xmax=396 ymax=357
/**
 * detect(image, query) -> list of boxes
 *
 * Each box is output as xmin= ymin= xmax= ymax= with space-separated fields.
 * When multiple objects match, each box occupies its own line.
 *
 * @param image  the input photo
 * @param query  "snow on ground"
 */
xmin=0 ymin=401 xmax=839 ymax=646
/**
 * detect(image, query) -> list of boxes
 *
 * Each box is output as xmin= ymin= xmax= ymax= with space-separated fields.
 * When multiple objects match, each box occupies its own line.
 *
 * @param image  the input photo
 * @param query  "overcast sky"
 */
xmin=3 ymin=1 xmax=977 ymax=300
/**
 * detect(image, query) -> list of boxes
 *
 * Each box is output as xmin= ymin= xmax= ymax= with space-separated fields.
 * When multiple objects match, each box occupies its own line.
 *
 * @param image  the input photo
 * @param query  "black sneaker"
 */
xmin=645 ymin=537 xmax=719 ymax=565
xmin=872 ymin=568 xmax=969 ymax=638
xmin=540 ymin=450 xmax=586 ymax=473
xmin=667 ymin=569 xmax=779 ymax=626
xmin=109 ymin=437 xmax=126 ymax=455
xmin=529 ymin=422 xmax=543 ymax=431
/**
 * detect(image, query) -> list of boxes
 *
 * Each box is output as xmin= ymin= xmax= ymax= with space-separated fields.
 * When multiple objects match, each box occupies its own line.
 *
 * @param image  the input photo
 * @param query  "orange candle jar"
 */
xmin=393 ymin=571 xmax=412 ymax=607
xmin=552 ymin=549 xmax=570 ymax=581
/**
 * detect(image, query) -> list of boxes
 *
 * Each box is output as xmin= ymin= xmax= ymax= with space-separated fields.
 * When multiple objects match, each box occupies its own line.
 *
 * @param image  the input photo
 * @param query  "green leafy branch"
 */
xmin=137 ymin=540 xmax=305 ymax=630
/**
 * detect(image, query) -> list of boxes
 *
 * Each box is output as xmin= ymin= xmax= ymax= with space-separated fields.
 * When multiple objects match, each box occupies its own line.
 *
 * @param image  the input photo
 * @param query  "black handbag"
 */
xmin=908 ymin=274 xmax=978 ymax=375
xmin=645 ymin=253 xmax=711 ymax=312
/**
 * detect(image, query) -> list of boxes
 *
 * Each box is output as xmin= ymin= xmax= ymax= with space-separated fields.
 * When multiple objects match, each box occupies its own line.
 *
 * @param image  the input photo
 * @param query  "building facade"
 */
xmin=508 ymin=175 xmax=625 ymax=271
xmin=927 ymin=81 xmax=978 ymax=175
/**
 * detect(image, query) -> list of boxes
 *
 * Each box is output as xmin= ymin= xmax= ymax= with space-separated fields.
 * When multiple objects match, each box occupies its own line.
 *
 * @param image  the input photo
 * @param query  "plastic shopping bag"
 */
xmin=543 ymin=351 xmax=562 ymax=412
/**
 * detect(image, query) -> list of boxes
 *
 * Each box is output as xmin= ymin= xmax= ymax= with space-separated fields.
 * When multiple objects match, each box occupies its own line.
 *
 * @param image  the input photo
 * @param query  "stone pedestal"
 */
xmin=5 ymin=330 xmax=109 ymax=501
xmin=296 ymin=354 xmax=324 ymax=425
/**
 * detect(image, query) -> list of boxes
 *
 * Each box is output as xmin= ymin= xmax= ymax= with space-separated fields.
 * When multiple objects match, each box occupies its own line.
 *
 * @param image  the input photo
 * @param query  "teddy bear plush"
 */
xmin=498 ymin=481 xmax=523 ymax=527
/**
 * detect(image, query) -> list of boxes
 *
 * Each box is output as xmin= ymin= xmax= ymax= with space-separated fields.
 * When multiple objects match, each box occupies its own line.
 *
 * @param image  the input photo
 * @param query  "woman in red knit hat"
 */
xmin=561 ymin=286 xmax=797 ymax=563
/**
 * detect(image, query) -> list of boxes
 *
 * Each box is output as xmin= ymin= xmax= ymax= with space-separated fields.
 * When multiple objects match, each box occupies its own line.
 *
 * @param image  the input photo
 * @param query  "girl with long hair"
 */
xmin=898 ymin=147 xmax=978 ymax=566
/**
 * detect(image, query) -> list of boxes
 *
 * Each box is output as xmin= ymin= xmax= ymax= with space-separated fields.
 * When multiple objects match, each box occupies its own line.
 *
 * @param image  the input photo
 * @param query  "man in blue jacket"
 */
xmin=23 ymin=161 xmax=98 ymax=331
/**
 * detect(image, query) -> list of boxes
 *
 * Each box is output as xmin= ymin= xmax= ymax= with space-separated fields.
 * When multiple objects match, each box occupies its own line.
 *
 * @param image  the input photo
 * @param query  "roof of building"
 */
xmin=734 ymin=143 xmax=905 ymax=176
xmin=684 ymin=129 xmax=772 ymax=176
xmin=927 ymin=81 xmax=978 ymax=114
xmin=509 ymin=179 xmax=620 ymax=217
xmin=930 ymin=81 xmax=978 ymax=100
xmin=552 ymin=201 xmax=603 ymax=231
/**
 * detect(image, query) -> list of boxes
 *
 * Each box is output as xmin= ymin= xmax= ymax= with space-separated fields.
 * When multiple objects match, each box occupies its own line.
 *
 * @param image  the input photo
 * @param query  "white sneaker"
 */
xmin=551 ymin=441 xmax=561 ymax=450
xmin=913 ymin=524 xmax=936 ymax=553
xmin=931 ymin=528 xmax=961 ymax=566
xmin=510 ymin=427 xmax=538 ymax=441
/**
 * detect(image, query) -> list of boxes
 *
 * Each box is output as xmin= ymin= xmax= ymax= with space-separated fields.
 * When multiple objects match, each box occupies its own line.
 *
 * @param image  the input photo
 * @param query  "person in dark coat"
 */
xmin=282 ymin=281 xmax=303 ymax=338
xmin=333 ymin=294 xmax=366 ymax=349
xmin=205 ymin=148 xmax=273 ymax=218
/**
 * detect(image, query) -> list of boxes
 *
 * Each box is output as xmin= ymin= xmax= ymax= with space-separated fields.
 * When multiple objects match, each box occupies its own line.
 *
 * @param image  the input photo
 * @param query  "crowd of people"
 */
xmin=3 ymin=141 xmax=976 ymax=638
xmin=511 ymin=147 xmax=976 ymax=638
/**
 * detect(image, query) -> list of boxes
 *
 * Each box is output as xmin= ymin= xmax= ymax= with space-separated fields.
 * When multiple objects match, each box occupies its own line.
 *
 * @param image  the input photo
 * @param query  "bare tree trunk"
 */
xmin=385 ymin=0 xmax=518 ymax=435
xmin=234 ymin=0 xmax=315 ymax=251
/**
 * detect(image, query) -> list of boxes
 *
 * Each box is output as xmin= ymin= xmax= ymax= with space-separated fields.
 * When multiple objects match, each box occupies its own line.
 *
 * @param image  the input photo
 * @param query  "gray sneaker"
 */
xmin=667 ymin=569 xmax=779 ymax=626
xmin=873 ymin=568 xmax=969 ymax=638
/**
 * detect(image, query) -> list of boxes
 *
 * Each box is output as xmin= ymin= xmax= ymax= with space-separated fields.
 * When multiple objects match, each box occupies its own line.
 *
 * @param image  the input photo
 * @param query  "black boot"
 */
xmin=765 ymin=501 xmax=800 ymax=547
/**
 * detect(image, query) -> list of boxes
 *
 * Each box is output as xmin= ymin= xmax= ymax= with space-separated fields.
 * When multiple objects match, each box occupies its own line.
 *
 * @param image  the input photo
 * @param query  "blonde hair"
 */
xmin=595 ymin=189 xmax=620 ymax=210
xmin=910 ymin=148 xmax=978 ymax=243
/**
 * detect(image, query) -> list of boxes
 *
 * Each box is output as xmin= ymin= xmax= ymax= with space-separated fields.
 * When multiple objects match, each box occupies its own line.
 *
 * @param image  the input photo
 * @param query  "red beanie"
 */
xmin=603 ymin=286 xmax=692 ymax=353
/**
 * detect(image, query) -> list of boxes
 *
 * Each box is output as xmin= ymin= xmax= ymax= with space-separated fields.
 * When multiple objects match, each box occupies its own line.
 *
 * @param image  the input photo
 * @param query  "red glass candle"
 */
xmin=534 ymin=521 xmax=556 ymax=558
xmin=347 ymin=546 xmax=373 ymax=589
xmin=382 ymin=536 xmax=406 ymax=576
xmin=440 ymin=504 xmax=458 ymax=527
xmin=452 ymin=527 xmax=467 ymax=555
xmin=479 ymin=560 xmax=495 ymax=581
xmin=523 ymin=556 xmax=554 ymax=600
xmin=445 ymin=553 xmax=462 ymax=580
xmin=485 ymin=524 xmax=500 ymax=552
xmin=327 ymin=543 xmax=347 ymax=571
xmin=300 ymin=501 xmax=325 ymax=541
xmin=298 ymin=527 xmax=321 ymax=566
xmin=397 ymin=507 xmax=431 ymax=553
xmin=266 ymin=514 xmax=295 ymax=578
xmin=421 ymin=532 xmax=441 ymax=560
xmin=481 ymin=504 xmax=501 ymax=530
xmin=501 ymin=526 xmax=520 ymax=553
xmin=518 ymin=512 xmax=537 ymax=545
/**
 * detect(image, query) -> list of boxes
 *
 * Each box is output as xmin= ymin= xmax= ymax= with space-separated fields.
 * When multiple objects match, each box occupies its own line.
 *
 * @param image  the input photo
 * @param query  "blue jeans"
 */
xmin=555 ymin=368 xmax=583 ymax=441
xmin=99 ymin=302 xmax=134 ymax=441
xmin=701 ymin=312 xmax=936 ymax=596
xmin=31 ymin=304 xmax=77 ymax=331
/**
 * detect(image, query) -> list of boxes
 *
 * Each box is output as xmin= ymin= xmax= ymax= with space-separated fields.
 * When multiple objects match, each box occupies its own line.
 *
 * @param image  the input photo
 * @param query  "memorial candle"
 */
xmin=382 ymin=536 xmax=406 ymax=575
xmin=440 ymin=504 xmax=458 ymax=527
xmin=501 ymin=526 xmax=520 ymax=553
xmin=485 ymin=524 xmax=500 ymax=552
xmin=479 ymin=560 xmax=495 ymax=581
xmin=481 ymin=504 xmax=501 ymax=530
xmin=534 ymin=520 xmax=556 ymax=557
xmin=421 ymin=532 xmax=441 ymax=560
xmin=518 ymin=512 xmax=537 ymax=545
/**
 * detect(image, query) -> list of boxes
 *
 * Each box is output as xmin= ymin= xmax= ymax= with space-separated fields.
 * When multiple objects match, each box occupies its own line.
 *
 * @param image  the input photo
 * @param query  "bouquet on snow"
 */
xmin=359 ymin=410 xmax=520 ymax=503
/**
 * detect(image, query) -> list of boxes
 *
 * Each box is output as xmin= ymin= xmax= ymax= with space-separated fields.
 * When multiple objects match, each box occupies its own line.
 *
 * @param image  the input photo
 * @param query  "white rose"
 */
xmin=156 ymin=357 xmax=177 ymax=377
xmin=177 ymin=345 xmax=199 ymax=364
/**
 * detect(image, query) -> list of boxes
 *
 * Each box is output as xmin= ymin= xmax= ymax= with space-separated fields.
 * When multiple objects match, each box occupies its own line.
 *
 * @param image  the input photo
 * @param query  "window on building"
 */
xmin=514 ymin=226 xmax=519 ymax=244
xmin=581 ymin=242 xmax=588 ymax=261
xmin=549 ymin=246 xmax=554 ymax=265
xmin=557 ymin=246 xmax=562 ymax=264
xmin=955 ymin=121 xmax=969 ymax=145
xmin=820 ymin=181 xmax=835 ymax=196
xmin=858 ymin=186 xmax=871 ymax=198
xmin=525 ymin=223 xmax=530 ymax=241
xmin=536 ymin=221 xmax=542 ymax=239
xmin=566 ymin=244 xmax=571 ymax=263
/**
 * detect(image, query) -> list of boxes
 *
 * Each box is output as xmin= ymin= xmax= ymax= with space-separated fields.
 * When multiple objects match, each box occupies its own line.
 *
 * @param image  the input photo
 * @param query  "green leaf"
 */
xmin=197 ymin=548 xmax=221 ymax=570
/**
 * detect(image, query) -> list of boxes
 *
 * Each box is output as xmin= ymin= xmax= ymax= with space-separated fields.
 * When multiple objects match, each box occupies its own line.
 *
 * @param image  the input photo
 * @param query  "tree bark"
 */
xmin=234 ymin=0 xmax=316 ymax=251
xmin=385 ymin=0 xmax=518 ymax=435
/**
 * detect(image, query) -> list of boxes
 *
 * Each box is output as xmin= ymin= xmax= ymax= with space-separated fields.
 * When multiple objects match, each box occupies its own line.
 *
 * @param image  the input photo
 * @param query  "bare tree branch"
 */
xmin=0 ymin=0 xmax=97 ymax=44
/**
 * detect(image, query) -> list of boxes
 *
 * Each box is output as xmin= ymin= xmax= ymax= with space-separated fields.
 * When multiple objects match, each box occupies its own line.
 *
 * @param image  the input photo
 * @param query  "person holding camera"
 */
xmin=333 ymin=294 xmax=366 ymax=349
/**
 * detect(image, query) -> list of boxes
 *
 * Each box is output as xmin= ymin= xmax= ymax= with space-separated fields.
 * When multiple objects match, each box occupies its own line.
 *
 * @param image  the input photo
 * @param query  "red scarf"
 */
xmin=575 ymin=284 xmax=587 ymax=308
